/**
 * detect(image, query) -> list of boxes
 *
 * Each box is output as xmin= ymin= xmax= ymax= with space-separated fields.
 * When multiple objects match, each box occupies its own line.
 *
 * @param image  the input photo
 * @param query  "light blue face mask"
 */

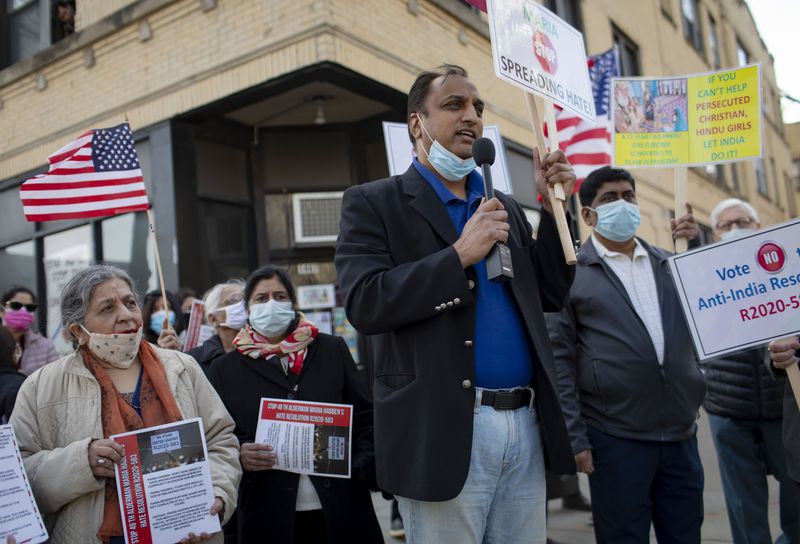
xmin=418 ymin=118 xmax=477 ymax=182
xmin=589 ymin=199 xmax=641 ymax=242
xmin=150 ymin=310 xmax=175 ymax=334
xmin=249 ymin=300 xmax=295 ymax=339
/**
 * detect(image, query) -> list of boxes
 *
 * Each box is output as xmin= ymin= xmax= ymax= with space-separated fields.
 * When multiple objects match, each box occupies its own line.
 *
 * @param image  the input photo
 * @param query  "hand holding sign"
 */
xmin=158 ymin=314 xmax=181 ymax=351
xmin=535 ymin=148 xmax=575 ymax=215
xmin=671 ymin=203 xmax=698 ymax=244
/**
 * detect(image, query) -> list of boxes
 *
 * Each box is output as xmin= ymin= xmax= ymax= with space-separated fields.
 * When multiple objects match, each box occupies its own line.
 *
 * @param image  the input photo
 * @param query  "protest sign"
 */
xmin=612 ymin=64 xmax=762 ymax=167
xmin=381 ymin=122 xmax=513 ymax=194
xmin=111 ymin=418 xmax=220 ymax=544
xmin=0 ymin=425 xmax=48 ymax=544
xmin=182 ymin=300 xmax=205 ymax=352
xmin=668 ymin=219 xmax=800 ymax=360
xmin=487 ymin=0 xmax=595 ymax=122
xmin=255 ymin=398 xmax=353 ymax=478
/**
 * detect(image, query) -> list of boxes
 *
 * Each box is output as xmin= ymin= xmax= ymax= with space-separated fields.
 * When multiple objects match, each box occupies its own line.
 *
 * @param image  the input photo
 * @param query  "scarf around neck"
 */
xmin=233 ymin=314 xmax=318 ymax=376
xmin=81 ymin=340 xmax=183 ymax=542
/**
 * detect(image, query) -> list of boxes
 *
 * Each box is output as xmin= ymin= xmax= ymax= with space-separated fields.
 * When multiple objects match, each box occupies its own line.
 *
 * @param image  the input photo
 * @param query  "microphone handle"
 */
xmin=481 ymin=163 xmax=494 ymax=200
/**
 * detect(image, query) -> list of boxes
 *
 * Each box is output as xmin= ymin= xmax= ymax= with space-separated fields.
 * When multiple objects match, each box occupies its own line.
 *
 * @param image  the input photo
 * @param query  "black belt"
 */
xmin=480 ymin=388 xmax=532 ymax=410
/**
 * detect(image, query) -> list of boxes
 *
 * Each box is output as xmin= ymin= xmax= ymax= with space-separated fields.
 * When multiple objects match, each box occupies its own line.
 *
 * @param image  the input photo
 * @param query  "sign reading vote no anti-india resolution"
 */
xmin=613 ymin=64 xmax=762 ymax=167
xmin=669 ymin=219 xmax=800 ymax=360
xmin=487 ymin=0 xmax=596 ymax=122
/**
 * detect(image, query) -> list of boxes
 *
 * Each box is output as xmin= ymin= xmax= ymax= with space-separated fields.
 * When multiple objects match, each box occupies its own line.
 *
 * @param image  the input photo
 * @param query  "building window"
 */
xmin=703 ymin=164 xmax=725 ymax=185
xmin=708 ymin=14 xmax=721 ymax=69
xmin=731 ymin=162 xmax=741 ymax=194
xmin=770 ymin=157 xmax=780 ymax=207
xmin=544 ymin=0 xmax=582 ymax=31
xmin=681 ymin=0 xmax=704 ymax=53
xmin=786 ymin=172 xmax=797 ymax=217
xmin=754 ymin=159 xmax=768 ymax=197
xmin=2 ymin=0 xmax=75 ymax=69
xmin=42 ymin=224 xmax=93 ymax=341
xmin=612 ymin=25 xmax=641 ymax=76
xmin=736 ymin=40 xmax=749 ymax=67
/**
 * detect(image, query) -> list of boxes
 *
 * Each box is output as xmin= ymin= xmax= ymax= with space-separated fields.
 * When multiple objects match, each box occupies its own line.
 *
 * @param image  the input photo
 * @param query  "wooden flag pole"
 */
xmin=146 ymin=208 xmax=170 ymax=315
xmin=523 ymin=92 xmax=577 ymax=265
xmin=674 ymin=167 xmax=688 ymax=253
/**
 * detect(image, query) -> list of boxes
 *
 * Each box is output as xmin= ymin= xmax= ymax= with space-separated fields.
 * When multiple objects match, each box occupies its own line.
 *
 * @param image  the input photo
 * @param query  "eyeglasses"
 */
xmin=716 ymin=217 xmax=755 ymax=231
xmin=5 ymin=301 xmax=37 ymax=312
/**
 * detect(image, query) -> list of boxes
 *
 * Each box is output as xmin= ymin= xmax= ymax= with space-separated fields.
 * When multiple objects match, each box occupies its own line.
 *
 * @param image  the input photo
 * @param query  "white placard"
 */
xmin=487 ymin=0 xmax=596 ymax=122
xmin=297 ymin=284 xmax=336 ymax=310
xmin=0 ymin=425 xmax=48 ymax=543
xmin=668 ymin=219 xmax=800 ymax=360
xmin=112 ymin=418 xmax=220 ymax=544
xmin=381 ymin=122 xmax=513 ymax=194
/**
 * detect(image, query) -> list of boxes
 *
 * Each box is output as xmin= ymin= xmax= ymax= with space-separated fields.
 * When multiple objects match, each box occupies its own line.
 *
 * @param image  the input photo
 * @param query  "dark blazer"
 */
xmin=186 ymin=333 xmax=225 ymax=376
xmin=208 ymin=334 xmax=382 ymax=543
xmin=334 ymin=165 xmax=576 ymax=502
xmin=0 ymin=368 xmax=26 ymax=424
xmin=547 ymin=237 xmax=707 ymax=454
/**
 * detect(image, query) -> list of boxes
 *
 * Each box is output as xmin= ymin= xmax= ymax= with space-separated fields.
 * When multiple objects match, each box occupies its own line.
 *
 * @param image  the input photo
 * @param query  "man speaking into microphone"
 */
xmin=335 ymin=64 xmax=576 ymax=543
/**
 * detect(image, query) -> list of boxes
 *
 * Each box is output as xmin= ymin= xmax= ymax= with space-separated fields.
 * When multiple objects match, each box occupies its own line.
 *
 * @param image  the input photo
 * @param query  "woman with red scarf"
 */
xmin=9 ymin=265 xmax=241 ymax=544
xmin=209 ymin=266 xmax=382 ymax=544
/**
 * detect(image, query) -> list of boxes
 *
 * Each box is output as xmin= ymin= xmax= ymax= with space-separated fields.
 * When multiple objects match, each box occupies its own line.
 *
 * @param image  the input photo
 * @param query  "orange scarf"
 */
xmin=81 ymin=341 xmax=183 ymax=542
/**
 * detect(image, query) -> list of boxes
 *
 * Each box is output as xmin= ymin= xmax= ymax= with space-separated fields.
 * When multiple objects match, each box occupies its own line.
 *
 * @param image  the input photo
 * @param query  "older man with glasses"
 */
xmin=703 ymin=197 xmax=799 ymax=544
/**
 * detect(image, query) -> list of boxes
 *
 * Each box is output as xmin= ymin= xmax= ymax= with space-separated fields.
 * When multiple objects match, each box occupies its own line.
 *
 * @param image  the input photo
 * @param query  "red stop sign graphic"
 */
xmin=533 ymin=31 xmax=558 ymax=75
xmin=756 ymin=242 xmax=786 ymax=273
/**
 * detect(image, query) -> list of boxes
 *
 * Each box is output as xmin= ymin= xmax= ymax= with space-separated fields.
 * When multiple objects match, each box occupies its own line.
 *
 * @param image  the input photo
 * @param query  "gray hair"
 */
xmin=710 ymin=198 xmax=759 ymax=229
xmin=60 ymin=264 xmax=138 ymax=338
xmin=202 ymin=278 xmax=245 ymax=321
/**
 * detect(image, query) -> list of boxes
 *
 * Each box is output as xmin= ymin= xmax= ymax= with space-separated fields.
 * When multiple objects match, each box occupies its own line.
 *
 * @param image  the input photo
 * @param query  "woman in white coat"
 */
xmin=10 ymin=265 xmax=241 ymax=544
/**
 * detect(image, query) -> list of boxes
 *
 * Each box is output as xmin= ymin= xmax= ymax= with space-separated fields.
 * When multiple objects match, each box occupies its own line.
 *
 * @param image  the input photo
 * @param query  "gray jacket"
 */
xmin=547 ymin=237 xmax=707 ymax=454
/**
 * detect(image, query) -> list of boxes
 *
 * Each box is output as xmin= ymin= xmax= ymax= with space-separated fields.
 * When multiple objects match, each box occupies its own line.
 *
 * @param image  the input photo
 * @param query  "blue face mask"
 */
xmin=150 ymin=310 xmax=175 ymax=334
xmin=418 ymin=118 xmax=476 ymax=182
xmin=589 ymin=200 xmax=641 ymax=242
xmin=249 ymin=300 xmax=295 ymax=339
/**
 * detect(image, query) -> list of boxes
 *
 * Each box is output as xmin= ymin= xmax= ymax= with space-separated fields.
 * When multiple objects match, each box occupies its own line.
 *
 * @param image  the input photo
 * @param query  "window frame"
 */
xmin=612 ymin=24 xmax=641 ymax=77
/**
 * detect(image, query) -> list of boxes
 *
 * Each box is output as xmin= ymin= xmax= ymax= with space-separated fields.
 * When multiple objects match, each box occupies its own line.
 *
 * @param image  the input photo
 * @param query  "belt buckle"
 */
xmin=493 ymin=391 xmax=518 ymax=410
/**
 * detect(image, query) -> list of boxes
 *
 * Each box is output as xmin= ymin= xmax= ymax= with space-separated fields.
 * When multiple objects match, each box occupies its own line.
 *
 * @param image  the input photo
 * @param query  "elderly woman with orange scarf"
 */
xmin=10 ymin=265 xmax=241 ymax=544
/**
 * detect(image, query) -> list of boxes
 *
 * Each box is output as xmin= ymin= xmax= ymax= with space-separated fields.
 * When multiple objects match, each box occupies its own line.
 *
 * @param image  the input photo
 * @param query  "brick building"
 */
xmin=0 ymin=0 xmax=796 ymax=342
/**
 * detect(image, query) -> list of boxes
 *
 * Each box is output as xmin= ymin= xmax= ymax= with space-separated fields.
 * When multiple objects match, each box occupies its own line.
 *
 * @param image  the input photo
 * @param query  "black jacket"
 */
xmin=334 ymin=165 xmax=576 ymax=501
xmin=703 ymin=347 xmax=784 ymax=420
xmin=548 ymin=237 xmax=707 ymax=454
xmin=208 ymin=334 xmax=382 ymax=543
xmin=186 ymin=334 xmax=225 ymax=376
xmin=0 ymin=368 xmax=26 ymax=424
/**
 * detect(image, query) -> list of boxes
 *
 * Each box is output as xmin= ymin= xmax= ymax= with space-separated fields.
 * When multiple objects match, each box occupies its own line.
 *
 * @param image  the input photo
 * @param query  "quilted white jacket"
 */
xmin=10 ymin=346 xmax=241 ymax=544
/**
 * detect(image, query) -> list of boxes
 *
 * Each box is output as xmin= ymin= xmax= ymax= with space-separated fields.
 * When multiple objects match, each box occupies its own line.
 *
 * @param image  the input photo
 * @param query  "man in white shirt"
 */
xmin=547 ymin=166 xmax=706 ymax=544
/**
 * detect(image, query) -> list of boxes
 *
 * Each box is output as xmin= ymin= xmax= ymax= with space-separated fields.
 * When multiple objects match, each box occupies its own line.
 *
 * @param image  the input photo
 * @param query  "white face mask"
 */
xmin=249 ymin=300 xmax=295 ymax=339
xmin=216 ymin=300 xmax=247 ymax=330
xmin=81 ymin=325 xmax=143 ymax=369
xmin=720 ymin=227 xmax=755 ymax=241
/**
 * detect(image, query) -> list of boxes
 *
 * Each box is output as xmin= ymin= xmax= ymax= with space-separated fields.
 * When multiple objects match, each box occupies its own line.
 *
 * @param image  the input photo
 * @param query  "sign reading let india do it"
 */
xmin=612 ymin=65 xmax=762 ymax=168
xmin=487 ymin=0 xmax=596 ymax=123
xmin=669 ymin=219 xmax=800 ymax=360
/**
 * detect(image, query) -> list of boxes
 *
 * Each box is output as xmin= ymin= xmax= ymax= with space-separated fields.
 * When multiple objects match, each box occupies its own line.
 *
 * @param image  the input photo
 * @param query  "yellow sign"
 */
xmin=612 ymin=65 xmax=761 ymax=167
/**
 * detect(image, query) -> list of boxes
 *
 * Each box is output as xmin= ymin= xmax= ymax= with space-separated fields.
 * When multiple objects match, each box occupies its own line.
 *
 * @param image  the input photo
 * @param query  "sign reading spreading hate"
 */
xmin=487 ymin=0 xmax=596 ymax=122
xmin=668 ymin=219 xmax=800 ymax=360
xmin=612 ymin=65 xmax=762 ymax=167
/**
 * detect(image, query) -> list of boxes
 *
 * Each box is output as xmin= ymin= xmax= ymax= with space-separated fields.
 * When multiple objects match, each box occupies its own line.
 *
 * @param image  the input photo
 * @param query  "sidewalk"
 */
xmin=373 ymin=409 xmax=784 ymax=543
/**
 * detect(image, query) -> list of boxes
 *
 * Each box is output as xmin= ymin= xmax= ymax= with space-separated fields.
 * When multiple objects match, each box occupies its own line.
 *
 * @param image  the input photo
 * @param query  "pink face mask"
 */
xmin=3 ymin=309 xmax=35 ymax=331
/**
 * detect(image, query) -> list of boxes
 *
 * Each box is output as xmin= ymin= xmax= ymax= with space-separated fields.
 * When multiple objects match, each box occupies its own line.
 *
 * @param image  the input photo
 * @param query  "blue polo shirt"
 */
xmin=413 ymin=159 xmax=535 ymax=389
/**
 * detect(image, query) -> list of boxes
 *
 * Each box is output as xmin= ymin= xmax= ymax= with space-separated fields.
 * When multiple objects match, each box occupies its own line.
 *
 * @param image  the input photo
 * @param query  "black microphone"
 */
xmin=472 ymin=138 xmax=514 ymax=282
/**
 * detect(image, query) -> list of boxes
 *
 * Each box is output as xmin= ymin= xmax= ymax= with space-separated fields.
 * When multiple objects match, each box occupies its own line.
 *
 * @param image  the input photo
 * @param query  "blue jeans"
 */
xmin=397 ymin=388 xmax=546 ymax=544
xmin=587 ymin=426 xmax=704 ymax=544
xmin=708 ymin=413 xmax=799 ymax=544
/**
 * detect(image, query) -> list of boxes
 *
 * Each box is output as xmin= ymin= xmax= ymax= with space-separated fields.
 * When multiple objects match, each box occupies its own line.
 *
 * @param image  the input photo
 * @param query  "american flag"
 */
xmin=550 ymin=48 xmax=619 ymax=190
xmin=20 ymin=123 xmax=150 ymax=222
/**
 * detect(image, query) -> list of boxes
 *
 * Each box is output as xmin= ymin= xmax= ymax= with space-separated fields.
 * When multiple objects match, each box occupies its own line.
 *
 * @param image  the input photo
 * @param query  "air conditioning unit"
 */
xmin=292 ymin=192 xmax=344 ymax=244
